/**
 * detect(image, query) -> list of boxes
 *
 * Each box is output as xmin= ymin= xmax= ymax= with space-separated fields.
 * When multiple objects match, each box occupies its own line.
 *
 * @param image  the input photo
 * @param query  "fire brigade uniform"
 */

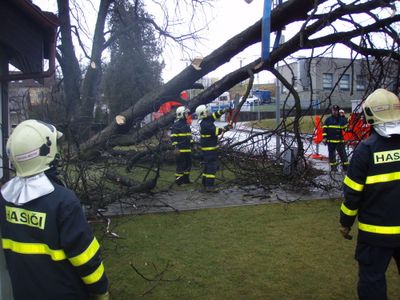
xmin=0 ymin=176 xmax=108 ymax=300
xmin=340 ymin=132 xmax=400 ymax=299
xmin=199 ymin=109 xmax=226 ymax=188
xmin=323 ymin=114 xmax=349 ymax=170
xmin=170 ymin=118 xmax=193 ymax=184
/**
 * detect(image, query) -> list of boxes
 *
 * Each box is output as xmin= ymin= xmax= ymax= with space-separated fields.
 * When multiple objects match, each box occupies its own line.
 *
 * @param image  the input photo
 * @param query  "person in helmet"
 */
xmin=339 ymin=89 xmax=400 ymax=300
xmin=195 ymin=105 xmax=231 ymax=192
xmin=0 ymin=120 xmax=109 ymax=300
xmin=170 ymin=106 xmax=193 ymax=185
xmin=323 ymin=104 xmax=349 ymax=172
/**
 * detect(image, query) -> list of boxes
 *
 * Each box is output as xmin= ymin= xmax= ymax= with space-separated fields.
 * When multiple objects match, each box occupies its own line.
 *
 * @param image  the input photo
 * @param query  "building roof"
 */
xmin=0 ymin=0 xmax=58 ymax=78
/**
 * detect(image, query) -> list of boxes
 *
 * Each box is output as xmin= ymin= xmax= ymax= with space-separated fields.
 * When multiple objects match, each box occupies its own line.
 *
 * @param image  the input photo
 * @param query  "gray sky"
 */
xmin=33 ymin=0 xmax=269 ymax=82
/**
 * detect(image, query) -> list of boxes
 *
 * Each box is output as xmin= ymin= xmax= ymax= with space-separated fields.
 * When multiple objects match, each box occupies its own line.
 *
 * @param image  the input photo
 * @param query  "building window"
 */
xmin=339 ymin=74 xmax=350 ymax=91
xmin=322 ymin=73 xmax=333 ymax=90
xmin=356 ymin=75 xmax=366 ymax=91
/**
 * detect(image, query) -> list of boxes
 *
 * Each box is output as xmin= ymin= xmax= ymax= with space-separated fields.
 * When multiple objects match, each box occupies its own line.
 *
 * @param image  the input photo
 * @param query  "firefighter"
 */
xmin=323 ymin=104 xmax=349 ymax=171
xmin=170 ymin=106 xmax=193 ymax=185
xmin=195 ymin=105 xmax=231 ymax=192
xmin=339 ymin=89 xmax=400 ymax=300
xmin=0 ymin=120 xmax=109 ymax=300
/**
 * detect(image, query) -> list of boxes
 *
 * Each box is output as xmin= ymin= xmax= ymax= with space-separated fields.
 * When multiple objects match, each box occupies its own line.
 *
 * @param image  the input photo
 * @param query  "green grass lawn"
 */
xmin=97 ymin=199 xmax=400 ymax=300
xmin=250 ymin=115 xmax=318 ymax=134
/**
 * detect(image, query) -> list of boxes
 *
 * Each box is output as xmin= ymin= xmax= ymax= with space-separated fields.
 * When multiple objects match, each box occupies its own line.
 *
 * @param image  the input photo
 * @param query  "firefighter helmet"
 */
xmin=363 ymin=88 xmax=400 ymax=137
xmin=176 ymin=106 xmax=189 ymax=120
xmin=6 ymin=120 xmax=63 ymax=177
xmin=195 ymin=105 xmax=208 ymax=119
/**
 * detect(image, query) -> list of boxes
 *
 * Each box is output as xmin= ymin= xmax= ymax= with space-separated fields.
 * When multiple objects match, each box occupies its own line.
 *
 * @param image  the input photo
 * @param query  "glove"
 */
xmin=223 ymin=124 xmax=232 ymax=132
xmin=339 ymin=226 xmax=352 ymax=240
xmin=91 ymin=292 xmax=109 ymax=300
xmin=223 ymin=108 xmax=231 ymax=114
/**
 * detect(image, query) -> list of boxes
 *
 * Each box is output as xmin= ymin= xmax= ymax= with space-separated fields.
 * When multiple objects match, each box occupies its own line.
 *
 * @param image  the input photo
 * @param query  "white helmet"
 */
xmin=176 ymin=106 xmax=189 ymax=120
xmin=6 ymin=120 xmax=63 ymax=177
xmin=363 ymin=89 xmax=400 ymax=137
xmin=195 ymin=105 xmax=208 ymax=119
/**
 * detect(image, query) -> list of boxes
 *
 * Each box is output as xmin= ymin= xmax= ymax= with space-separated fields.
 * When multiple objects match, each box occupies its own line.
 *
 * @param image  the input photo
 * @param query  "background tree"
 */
xmin=103 ymin=0 xmax=164 ymax=118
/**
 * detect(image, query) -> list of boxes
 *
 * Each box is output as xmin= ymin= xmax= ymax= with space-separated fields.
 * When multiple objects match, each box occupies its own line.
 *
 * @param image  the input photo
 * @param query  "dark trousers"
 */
xmin=355 ymin=243 xmax=400 ymax=300
xmin=327 ymin=142 xmax=348 ymax=170
xmin=175 ymin=152 xmax=192 ymax=184
xmin=202 ymin=151 xmax=218 ymax=187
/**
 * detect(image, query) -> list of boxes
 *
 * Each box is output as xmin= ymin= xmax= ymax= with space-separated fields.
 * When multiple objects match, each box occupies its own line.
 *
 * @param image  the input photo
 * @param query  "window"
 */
xmin=322 ymin=73 xmax=333 ymax=90
xmin=339 ymin=74 xmax=350 ymax=91
xmin=356 ymin=75 xmax=366 ymax=91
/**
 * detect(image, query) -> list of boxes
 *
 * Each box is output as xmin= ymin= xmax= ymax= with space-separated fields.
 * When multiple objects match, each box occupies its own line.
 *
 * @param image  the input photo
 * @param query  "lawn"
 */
xmin=97 ymin=199 xmax=400 ymax=300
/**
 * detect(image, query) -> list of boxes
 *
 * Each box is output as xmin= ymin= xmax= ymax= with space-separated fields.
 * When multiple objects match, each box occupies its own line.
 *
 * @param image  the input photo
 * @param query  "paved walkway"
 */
xmin=102 ymin=170 xmax=344 ymax=217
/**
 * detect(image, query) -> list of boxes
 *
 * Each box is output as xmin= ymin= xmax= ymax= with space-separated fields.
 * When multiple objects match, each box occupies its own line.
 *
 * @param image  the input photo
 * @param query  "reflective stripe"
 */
xmin=69 ymin=238 xmax=100 ymax=267
xmin=326 ymin=139 xmax=344 ymax=143
xmin=170 ymin=133 xmax=191 ymax=137
xmin=212 ymin=112 xmax=222 ymax=120
xmin=179 ymin=149 xmax=191 ymax=153
xmin=81 ymin=262 xmax=105 ymax=285
xmin=215 ymin=128 xmax=220 ymax=136
xmin=172 ymin=142 xmax=178 ymax=145
xmin=340 ymin=203 xmax=358 ymax=216
xmin=201 ymin=134 xmax=211 ymax=138
xmin=358 ymin=222 xmax=400 ymax=234
xmin=343 ymin=161 xmax=350 ymax=165
xmin=365 ymin=172 xmax=400 ymax=185
xmin=343 ymin=176 xmax=364 ymax=192
xmin=201 ymin=147 xmax=218 ymax=151
xmin=175 ymin=173 xmax=184 ymax=177
xmin=2 ymin=239 xmax=67 ymax=261
xmin=329 ymin=162 xmax=339 ymax=166
xmin=184 ymin=171 xmax=190 ymax=175
xmin=202 ymin=173 xmax=216 ymax=178
xmin=323 ymin=125 xmax=346 ymax=129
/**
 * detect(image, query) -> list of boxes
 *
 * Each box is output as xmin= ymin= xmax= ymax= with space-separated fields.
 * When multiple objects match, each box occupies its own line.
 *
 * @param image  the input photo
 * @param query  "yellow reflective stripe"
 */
xmin=175 ymin=173 xmax=184 ymax=177
xmin=201 ymin=134 xmax=211 ymax=138
xmin=69 ymin=238 xmax=100 ymax=267
xmin=326 ymin=139 xmax=344 ymax=143
xmin=340 ymin=203 xmax=358 ymax=216
xmin=171 ymin=142 xmax=178 ymax=145
xmin=215 ymin=128 xmax=220 ymax=135
xmin=171 ymin=133 xmax=191 ymax=137
xmin=184 ymin=171 xmax=190 ymax=175
xmin=322 ymin=133 xmax=327 ymax=136
xmin=179 ymin=149 xmax=191 ymax=153
xmin=324 ymin=125 xmax=342 ymax=129
xmin=202 ymin=173 xmax=216 ymax=178
xmin=212 ymin=112 xmax=222 ymax=120
xmin=201 ymin=147 xmax=218 ymax=151
xmin=82 ymin=262 xmax=105 ymax=285
xmin=365 ymin=172 xmax=400 ymax=185
xmin=343 ymin=176 xmax=364 ymax=192
xmin=2 ymin=239 xmax=66 ymax=261
xmin=358 ymin=222 xmax=400 ymax=234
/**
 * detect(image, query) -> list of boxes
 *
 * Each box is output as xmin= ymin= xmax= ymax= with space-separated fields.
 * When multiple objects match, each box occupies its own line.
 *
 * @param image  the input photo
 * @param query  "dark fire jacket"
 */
xmin=0 ymin=180 xmax=108 ymax=300
xmin=340 ymin=132 xmax=400 ymax=247
xmin=170 ymin=118 xmax=193 ymax=152
xmin=199 ymin=110 xmax=225 ymax=151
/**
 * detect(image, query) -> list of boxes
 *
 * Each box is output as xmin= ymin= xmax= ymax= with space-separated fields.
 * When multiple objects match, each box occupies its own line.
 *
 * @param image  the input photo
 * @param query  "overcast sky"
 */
xmin=31 ymin=0 xmax=399 ymax=84
xmin=33 ymin=0 xmax=271 ymax=82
